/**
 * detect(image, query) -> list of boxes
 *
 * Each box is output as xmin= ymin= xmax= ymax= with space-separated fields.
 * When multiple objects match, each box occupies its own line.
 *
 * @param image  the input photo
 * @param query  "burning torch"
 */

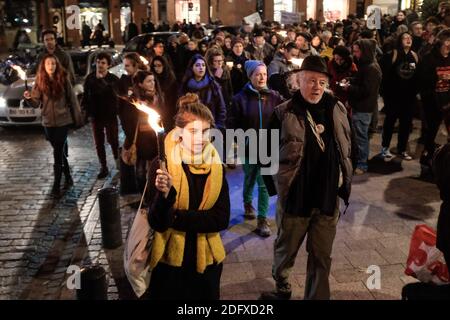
xmin=12 ymin=65 xmax=28 ymax=90
xmin=131 ymin=101 xmax=166 ymax=170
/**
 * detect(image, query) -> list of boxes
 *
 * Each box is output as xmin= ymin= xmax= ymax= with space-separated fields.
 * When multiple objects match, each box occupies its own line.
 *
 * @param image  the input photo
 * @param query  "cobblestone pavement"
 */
xmin=0 ymin=116 xmax=448 ymax=300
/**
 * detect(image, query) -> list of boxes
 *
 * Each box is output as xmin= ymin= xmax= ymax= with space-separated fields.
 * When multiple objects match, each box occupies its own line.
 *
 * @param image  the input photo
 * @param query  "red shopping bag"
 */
xmin=405 ymin=224 xmax=449 ymax=285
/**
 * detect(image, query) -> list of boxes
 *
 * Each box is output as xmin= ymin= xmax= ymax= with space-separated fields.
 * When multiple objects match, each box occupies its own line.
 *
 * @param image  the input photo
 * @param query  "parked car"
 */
xmin=123 ymin=32 xmax=182 ymax=56
xmin=0 ymin=48 xmax=123 ymax=126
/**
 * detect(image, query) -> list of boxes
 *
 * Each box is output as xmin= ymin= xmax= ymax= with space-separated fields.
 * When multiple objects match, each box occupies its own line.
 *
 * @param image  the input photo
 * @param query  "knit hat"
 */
xmin=299 ymin=55 xmax=330 ymax=77
xmin=244 ymin=60 xmax=266 ymax=78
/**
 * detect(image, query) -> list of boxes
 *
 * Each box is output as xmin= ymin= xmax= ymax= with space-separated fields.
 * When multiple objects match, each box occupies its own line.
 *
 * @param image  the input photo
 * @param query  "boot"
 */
xmin=51 ymin=164 xmax=62 ymax=197
xmin=259 ymin=282 xmax=292 ymax=300
xmin=244 ymin=203 xmax=256 ymax=220
xmin=97 ymin=166 xmax=109 ymax=179
xmin=256 ymin=217 xmax=271 ymax=237
xmin=63 ymin=158 xmax=73 ymax=188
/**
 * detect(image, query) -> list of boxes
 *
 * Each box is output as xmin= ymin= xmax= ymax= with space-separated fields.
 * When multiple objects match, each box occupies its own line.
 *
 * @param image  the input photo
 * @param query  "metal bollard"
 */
xmin=98 ymin=186 xmax=123 ymax=249
xmin=76 ymin=265 xmax=108 ymax=300
xmin=119 ymin=148 xmax=138 ymax=195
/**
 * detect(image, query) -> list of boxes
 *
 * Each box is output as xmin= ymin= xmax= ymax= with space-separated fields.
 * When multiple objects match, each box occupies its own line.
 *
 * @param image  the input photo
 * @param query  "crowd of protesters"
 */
xmin=22 ymin=2 xmax=450 ymax=301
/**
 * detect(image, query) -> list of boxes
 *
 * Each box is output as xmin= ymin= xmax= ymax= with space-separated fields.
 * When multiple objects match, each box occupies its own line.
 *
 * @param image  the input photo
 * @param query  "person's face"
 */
xmin=397 ymin=12 xmax=405 ymax=22
xmin=152 ymin=60 xmax=164 ymax=74
xmin=254 ymin=36 xmax=265 ymax=47
xmin=312 ymin=36 xmax=321 ymax=47
xmin=284 ymin=47 xmax=299 ymax=61
xmin=288 ymin=31 xmax=296 ymax=41
xmin=232 ymin=43 xmax=244 ymax=56
xmin=295 ymin=36 xmax=308 ymax=50
xmin=412 ymin=23 xmax=423 ymax=37
xmin=43 ymin=34 xmax=56 ymax=51
xmin=299 ymin=71 xmax=328 ymax=104
xmin=212 ymin=55 xmax=224 ymax=70
xmin=140 ymin=74 xmax=155 ymax=93
xmin=124 ymin=58 xmax=138 ymax=76
xmin=225 ymin=38 xmax=232 ymax=49
xmin=96 ymin=58 xmax=109 ymax=73
xmin=192 ymin=59 xmax=206 ymax=79
xmin=187 ymin=41 xmax=197 ymax=51
xmin=440 ymin=38 xmax=450 ymax=57
xmin=426 ymin=22 xmax=437 ymax=33
xmin=352 ymin=44 xmax=362 ymax=60
xmin=333 ymin=54 xmax=345 ymax=66
xmin=44 ymin=57 xmax=57 ymax=76
xmin=401 ymin=33 xmax=413 ymax=48
xmin=336 ymin=26 xmax=344 ymax=34
xmin=244 ymin=36 xmax=250 ymax=46
xmin=200 ymin=44 xmax=207 ymax=52
xmin=250 ymin=65 xmax=267 ymax=90
xmin=271 ymin=35 xmax=278 ymax=45
xmin=352 ymin=22 xmax=359 ymax=30
xmin=154 ymin=43 xmax=165 ymax=56
xmin=338 ymin=39 xmax=346 ymax=46
xmin=180 ymin=119 xmax=211 ymax=155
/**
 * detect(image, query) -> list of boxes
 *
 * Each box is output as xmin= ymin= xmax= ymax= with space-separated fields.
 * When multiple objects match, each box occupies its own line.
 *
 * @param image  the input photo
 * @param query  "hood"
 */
xmin=354 ymin=39 xmax=376 ymax=65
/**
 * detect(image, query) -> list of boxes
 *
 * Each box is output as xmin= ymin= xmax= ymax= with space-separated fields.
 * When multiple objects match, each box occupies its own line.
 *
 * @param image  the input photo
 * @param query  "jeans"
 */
xmin=242 ymin=160 xmax=269 ymax=218
xmin=352 ymin=112 xmax=372 ymax=171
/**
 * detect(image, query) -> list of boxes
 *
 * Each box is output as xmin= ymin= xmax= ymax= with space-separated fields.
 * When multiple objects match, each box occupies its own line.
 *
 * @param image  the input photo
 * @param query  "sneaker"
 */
xmin=97 ymin=167 xmax=109 ymax=179
xmin=400 ymin=152 xmax=413 ymax=161
xmin=381 ymin=147 xmax=393 ymax=159
xmin=244 ymin=203 xmax=256 ymax=219
xmin=354 ymin=168 xmax=366 ymax=175
xmin=256 ymin=217 xmax=271 ymax=237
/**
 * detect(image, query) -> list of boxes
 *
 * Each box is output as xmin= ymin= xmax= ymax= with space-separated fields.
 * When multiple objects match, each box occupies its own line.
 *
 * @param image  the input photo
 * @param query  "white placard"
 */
xmin=244 ymin=12 xmax=262 ymax=26
xmin=366 ymin=5 xmax=381 ymax=30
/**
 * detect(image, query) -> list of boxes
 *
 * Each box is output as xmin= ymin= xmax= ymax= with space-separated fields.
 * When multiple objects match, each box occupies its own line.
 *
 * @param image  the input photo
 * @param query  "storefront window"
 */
xmin=307 ymin=0 xmax=316 ymax=19
xmin=323 ymin=0 xmax=349 ymax=22
xmin=274 ymin=0 xmax=295 ymax=22
xmin=175 ymin=0 xmax=200 ymax=23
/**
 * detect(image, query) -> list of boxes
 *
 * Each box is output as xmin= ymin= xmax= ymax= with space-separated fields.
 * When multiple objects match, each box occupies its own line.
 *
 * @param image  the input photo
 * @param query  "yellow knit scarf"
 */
xmin=149 ymin=129 xmax=226 ymax=273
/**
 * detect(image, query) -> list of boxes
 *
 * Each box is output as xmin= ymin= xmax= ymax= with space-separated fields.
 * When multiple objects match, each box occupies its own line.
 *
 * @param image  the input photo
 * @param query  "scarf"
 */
xmin=186 ymin=75 xmax=212 ymax=92
xmin=149 ymin=129 xmax=226 ymax=273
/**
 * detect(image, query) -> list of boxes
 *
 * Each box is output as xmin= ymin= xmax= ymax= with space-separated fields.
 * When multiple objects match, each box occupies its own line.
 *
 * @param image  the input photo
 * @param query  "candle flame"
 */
xmin=12 ymin=65 xmax=26 ymax=81
xmin=131 ymin=100 xmax=164 ymax=133
xmin=139 ymin=56 xmax=149 ymax=65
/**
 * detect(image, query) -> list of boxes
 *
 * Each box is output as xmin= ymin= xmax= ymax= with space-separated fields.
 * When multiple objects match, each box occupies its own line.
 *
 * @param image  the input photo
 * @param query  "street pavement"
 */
xmin=0 ymin=116 xmax=448 ymax=300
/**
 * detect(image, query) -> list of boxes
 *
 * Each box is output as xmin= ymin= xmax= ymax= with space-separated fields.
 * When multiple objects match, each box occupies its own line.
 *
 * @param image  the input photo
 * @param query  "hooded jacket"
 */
xmin=348 ymin=39 xmax=382 ymax=113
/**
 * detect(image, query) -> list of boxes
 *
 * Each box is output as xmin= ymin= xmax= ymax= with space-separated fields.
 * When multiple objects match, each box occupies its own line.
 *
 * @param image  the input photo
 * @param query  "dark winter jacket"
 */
xmin=225 ymin=51 xmax=251 ymax=95
xmin=82 ymin=72 xmax=119 ymax=122
xmin=348 ymin=39 xmax=382 ymax=113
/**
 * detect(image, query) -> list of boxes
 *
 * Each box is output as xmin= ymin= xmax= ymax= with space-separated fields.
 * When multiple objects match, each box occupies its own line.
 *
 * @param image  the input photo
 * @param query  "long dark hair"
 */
xmin=150 ymin=55 xmax=176 ymax=86
xmin=180 ymin=53 xmax=213 ymax=90
xmin=35 ymin=53 xmax=67 ymax=99
xmin=132 ymin=70 xmax=162 ymax=104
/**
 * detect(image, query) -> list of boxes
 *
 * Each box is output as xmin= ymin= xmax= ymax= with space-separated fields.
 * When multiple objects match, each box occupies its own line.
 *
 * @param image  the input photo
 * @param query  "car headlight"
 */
xmin=0 ymin=97 xmax=6 ymax=108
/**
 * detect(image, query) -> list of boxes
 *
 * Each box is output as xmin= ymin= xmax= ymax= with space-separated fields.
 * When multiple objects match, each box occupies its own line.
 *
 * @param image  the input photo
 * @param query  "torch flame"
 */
xmin=131 ymin=100 xmax=164 ymax=133
xmin=12 ymin=65 xmax=26 ymax=81
xmin=139 ymin=56 xmax=149 ymax=65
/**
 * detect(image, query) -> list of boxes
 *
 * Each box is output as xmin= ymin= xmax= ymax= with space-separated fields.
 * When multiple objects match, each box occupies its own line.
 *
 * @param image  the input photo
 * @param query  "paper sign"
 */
xmin=280 ymin=11 xmax=300 ymax=25
xmin=244 ymin=12 xmax=262 ymax=25
xmin=366 ymin=5 xmax=381 ymax=30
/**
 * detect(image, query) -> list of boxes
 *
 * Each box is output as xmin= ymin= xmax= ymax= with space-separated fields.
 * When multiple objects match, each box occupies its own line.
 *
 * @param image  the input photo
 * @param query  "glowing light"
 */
xmin=131 ymin=100 xmax=164 ymax=133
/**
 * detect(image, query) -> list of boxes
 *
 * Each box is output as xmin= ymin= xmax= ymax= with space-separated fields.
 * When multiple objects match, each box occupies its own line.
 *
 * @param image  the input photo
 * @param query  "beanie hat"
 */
xmin=244 ymin=60 xmax=266 ymax=78
xmin=332 ymin=45 xmax=351 ymax=59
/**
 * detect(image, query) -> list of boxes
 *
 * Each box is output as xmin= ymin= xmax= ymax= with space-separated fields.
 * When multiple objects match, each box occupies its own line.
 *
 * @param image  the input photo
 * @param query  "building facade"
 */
xmin=2 ymin=0 xmax=412 ymax=49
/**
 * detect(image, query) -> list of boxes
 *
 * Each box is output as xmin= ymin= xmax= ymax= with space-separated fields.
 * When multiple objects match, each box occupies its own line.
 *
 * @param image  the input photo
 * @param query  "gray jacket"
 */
xmin=267 ymin=52 xmax=299 ymax=78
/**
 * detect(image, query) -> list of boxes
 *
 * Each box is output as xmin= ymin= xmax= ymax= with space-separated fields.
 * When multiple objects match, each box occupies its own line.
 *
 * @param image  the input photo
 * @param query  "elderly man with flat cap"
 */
xmin=260 ymin=55 xmax=353 ymax=300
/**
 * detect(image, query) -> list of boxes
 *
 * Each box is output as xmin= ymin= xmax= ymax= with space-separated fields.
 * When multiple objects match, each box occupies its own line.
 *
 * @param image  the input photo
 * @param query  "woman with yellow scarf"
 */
xmin=146 ymin=93 xmax=230 ymax=300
